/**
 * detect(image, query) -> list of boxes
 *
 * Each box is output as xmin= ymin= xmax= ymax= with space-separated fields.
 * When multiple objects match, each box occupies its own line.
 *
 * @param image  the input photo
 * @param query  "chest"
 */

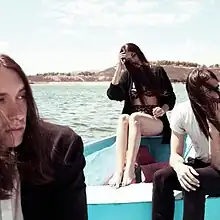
xmin=183 ymin=111 xmax=209 ymax=150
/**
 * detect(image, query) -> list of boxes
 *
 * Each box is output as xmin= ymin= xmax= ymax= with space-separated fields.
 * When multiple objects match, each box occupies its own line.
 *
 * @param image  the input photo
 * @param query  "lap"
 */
xmin=195 ymin=166 xmax=220 ymax=195
xmin=130 ymin=112 xmax=163 ymax=136
xmin=153 ymin=167 xmax=181 ymax=190
xmin=154 ymin=164 xmax=220 ymax=196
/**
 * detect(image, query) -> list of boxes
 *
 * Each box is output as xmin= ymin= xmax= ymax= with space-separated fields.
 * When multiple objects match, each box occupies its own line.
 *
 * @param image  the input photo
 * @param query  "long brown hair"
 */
xmin=0 ymin=54 xmax=53 ymax=185
xmin=0 ymin=111 xmax=17 ymax=199
xmin=186 ymin=68 xmax=220 ymax=139
xmin=121 ymin=43 xmax=163 ymax=104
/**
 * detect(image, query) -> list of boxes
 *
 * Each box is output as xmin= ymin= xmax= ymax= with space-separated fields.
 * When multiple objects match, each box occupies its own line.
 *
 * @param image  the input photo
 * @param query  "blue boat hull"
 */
xmin=84 ymin=135 xmax=220 ymax=220
xmin=88 ymin=198 xmax=220 ymax=220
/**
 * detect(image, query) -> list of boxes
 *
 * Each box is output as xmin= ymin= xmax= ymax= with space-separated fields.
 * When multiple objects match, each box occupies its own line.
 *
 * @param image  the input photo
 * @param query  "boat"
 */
xmin=84 ymin=135 xmax=220 ymax=220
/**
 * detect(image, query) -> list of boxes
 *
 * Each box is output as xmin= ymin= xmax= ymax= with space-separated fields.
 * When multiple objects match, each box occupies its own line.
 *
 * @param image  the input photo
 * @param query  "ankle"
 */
xmin=124 ymin=165 xmax=135 ymax=174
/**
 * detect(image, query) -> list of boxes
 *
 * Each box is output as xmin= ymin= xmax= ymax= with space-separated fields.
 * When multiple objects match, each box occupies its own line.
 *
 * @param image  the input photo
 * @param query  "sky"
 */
xmin=0 ymin=0 xmax=219 ymax=74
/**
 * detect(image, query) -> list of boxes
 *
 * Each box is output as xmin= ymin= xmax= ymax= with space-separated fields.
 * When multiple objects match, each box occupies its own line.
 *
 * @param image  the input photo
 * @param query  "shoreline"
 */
xmin=28 ymin=65 xmax=220 ymax=85
xmin=30 ymin=81 xmax=185 ymax=85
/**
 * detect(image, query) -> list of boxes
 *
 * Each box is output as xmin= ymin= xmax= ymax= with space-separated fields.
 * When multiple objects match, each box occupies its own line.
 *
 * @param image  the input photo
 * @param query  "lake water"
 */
xmin=32 ymin=82 xmax=188 ymax=143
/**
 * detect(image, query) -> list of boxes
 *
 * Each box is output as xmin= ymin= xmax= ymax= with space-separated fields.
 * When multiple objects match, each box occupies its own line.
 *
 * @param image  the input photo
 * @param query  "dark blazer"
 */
xmin=107 ymin=65 xmax=176 ymax=144
xmin=19 ymin=121 xmax=88 ymax=220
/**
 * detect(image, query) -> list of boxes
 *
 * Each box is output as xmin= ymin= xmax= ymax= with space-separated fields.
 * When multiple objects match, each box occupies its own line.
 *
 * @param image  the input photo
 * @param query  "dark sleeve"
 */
xmin=107 ymin=70 xmax=129 ymax=101
xmin=53 ymin=132 xmax=88 ymax=220
xmin=157 ymin=66 xmax=176 ymax=110
xmin=20 ymin=123 xmax=87 ymax=220
xmin=20 ymin=129 xmax=88 ymax=220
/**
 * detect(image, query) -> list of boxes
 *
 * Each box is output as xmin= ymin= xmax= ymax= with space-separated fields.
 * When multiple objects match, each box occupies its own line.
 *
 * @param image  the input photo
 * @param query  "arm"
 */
xmin=169 ymin=104 xmax=185 ymax=168
xmin=169 ymin=131 xmax=185 ymax=169
xmin=54 ymin=132 xmax=88 ymax=220
xmin=169 ymin=106 xmax=200 ymax=191
xmin=111 ymin=64 xmax=124 ymax=85
xmin=158 ymin=66 xmax=176 ymax=111
xmin=107 ymin=68 xmax=129 ymax=101
xmin=170 ymin=130 xmax=200 ymax=191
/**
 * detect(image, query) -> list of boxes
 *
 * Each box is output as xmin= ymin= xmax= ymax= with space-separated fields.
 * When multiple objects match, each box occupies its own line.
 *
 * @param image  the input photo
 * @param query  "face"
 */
xmin=0 ymin=66 xmax=27 ymax=147
xmin=124 ymin=46 xmax=142 ymax=66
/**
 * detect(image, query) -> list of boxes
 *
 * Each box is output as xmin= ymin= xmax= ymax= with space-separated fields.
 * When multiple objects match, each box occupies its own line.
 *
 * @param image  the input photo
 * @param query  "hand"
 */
xmin=152 ymin=107 xmax=165 ymax=118
xmin=115 ymin=52 xmax=126 ymax=73
xmin=119 ymin=52 xmax=126 ymax=64
xmin=175 ymin=163 xmax=200 ymax=192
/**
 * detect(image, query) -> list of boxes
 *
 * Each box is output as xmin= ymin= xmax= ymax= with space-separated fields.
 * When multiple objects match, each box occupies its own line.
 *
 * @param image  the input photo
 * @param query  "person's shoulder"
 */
xmin=175 ymin=101 xmax=188 ymax=108
xmin=150 ymin=65 xmax=166 ymax=77
xmin=171 ymin=101 xmax=191 ymax=122
xmin=39 ymin=120 xmax=81 ymax=145
xmin=173 ymin=101 xmax=191 ymax=113
xmin=170 ymin=101 xmax=191 ymax=133
xmin=40 ymin=121 xmax=83 ymax=163
xmin=40 ymin=120 xmax=77 ymax=134
xmin=150 ymin=65 xmax=164 ymax=72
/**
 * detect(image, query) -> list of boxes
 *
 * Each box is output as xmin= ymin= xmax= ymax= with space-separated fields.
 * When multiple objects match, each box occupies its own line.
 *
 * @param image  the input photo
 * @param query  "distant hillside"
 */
xmin=28 ymin=61 xmax=220 ymax=83
xmin=95 ymin=65 xmax=194 ymax=82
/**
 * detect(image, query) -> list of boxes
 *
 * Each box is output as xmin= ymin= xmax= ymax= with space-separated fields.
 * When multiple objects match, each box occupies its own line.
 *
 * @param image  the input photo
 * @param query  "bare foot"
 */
xmin=121 ymin=167 xmax=135 ymax=187
xmin=108 ymin=171 xmax=124 ymax=188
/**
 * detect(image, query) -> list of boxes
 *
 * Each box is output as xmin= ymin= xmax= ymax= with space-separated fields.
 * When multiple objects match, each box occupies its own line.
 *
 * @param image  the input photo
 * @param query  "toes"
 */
xmin=115 ymin=183 xmax=120 ymax=189
xmin=121 ymin=172 xmax=135 ymax=187
xmin=109 ymin=179 xmax=117 ymax=187
xmin=108 ymin=172 xmax=123 ymax=188
xmin=108 ymin=177 xmax=115 ymax=186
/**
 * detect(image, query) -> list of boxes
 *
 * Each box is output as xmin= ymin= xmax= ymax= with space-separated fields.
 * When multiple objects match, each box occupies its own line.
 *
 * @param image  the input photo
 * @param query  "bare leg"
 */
xmin=122 ymin=112 xmax=163 ymax=186
xmin=108 ymin=114 xmax=129 ymax=188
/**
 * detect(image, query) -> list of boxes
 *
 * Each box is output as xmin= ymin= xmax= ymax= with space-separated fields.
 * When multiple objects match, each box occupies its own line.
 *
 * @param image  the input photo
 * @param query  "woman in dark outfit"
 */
xmin=107 ymin=43 xmax=176 ymax=188
xmin=152 ymin=68 xmax=220 ymax=220
xmin=0 ymin=54 xmax=87 ymax=220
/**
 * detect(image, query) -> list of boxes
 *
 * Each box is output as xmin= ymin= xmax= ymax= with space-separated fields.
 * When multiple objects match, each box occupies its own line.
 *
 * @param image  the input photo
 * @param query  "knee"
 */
xmin=153 ymin=167 xmax=171 ymax=186
xmin=118 ymin=114 xmax=129 ymax=125
xmin=129 ymin=112 xmax=141 ymax=125
xmin=153 ymin=169 xmax=165 ymax=185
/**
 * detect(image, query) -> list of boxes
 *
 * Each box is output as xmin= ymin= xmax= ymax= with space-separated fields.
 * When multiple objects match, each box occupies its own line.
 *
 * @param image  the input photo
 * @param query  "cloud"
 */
xmin=42 ymin=0 xmax=202 ymax=29
xmin=0 ymin=41 xmax=9 ymax=53
xmin=175 ymin=0 xmax=202 ymax=13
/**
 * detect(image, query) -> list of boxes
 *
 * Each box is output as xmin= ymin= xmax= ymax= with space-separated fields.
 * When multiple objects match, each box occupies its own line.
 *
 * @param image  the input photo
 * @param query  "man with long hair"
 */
xmin=152 ymin=68 xmax=220 ymax=220
xmin=0 ymin=54 xmax=87 ymax=220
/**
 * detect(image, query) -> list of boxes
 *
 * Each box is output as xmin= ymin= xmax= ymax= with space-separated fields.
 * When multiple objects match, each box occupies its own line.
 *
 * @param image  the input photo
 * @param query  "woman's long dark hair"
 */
xmin=121 ymin=43 xmax=162 ymax=104
xmin=0 ymin=111 xmax=17 ymax=199
xmin=0 ymin=54 xmax=53 ymax=187
xmin=186 ymin=68 xmax=220 ymax=139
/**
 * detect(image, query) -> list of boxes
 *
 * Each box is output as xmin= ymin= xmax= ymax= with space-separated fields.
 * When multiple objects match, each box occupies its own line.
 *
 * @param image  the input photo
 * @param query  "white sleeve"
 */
xmin=170 ymin=104 xmax=185 ymax=134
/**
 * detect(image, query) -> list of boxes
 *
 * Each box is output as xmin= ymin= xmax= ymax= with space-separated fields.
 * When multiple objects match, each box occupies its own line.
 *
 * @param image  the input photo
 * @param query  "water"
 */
xmin=32 ymin=82 xmax=188 ymax=143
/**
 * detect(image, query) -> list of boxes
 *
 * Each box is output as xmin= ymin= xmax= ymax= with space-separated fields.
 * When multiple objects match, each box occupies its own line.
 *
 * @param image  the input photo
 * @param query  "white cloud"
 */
xmin=42 ymin=0 xmax=202 ymax=29
xmin=175 ymin=0 xmax=202 ymax=14
xmin=175 ymin=0 xmax=201 ymax=7
xmin=0 ymin=41 xmax=9 ymax=53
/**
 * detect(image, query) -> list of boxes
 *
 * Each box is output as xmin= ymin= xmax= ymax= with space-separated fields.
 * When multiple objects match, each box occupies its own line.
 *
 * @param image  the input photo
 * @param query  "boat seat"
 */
xmin=86 ymin=183 xmax=182 ymax=204
xmin=141 ymin=135 xmax=162 ymax=138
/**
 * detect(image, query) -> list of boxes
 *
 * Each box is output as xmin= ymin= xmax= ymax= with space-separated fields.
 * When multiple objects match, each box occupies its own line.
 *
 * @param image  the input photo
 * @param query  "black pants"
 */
xmin=152 ymin=158 xmax=220 ymax=220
